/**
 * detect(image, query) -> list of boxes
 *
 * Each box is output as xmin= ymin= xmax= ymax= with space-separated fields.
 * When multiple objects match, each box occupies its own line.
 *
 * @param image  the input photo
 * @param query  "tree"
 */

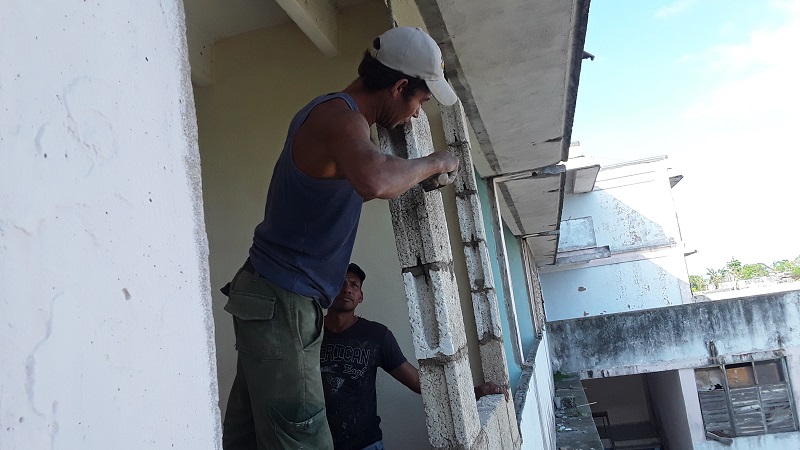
xmin=740 ymin=263 xmax=769 ymax=280
xmin=773 ymin=259 xmax=791 ymax=273
xmin=773 ymin=259 xmax=800 ymax=280
xmin=726 ymin=258 xmax=743 ymax=289
xmin=706 ymin=268 xmax=727 ymax=290
xmin=689 ymin=275 xmax=707 ymax=292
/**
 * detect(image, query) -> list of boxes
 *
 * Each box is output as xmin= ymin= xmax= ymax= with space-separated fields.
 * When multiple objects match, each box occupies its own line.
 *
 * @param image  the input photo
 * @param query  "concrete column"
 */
xmin=378 ymin=110 xmax=480 ymax=449
xmin=440 ymin=102 xmax=511 ymax=389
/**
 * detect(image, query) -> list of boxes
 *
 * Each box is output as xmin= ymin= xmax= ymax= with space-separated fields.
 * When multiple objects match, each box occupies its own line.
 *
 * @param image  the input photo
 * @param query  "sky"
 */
xmin=571 ymin=0 xmax=800 ymax=276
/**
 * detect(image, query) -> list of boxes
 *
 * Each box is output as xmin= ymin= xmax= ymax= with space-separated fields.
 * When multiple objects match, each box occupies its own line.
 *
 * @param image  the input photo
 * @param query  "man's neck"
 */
xmin=324 ymin=310 xmax=359 ymax=333
xmin=341 ymin=79 xmax=381 ymax=126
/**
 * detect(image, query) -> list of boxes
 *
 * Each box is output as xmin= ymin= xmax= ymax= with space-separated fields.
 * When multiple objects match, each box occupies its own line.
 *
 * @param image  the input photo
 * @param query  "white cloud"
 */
xmin=682 ymin=2 xmax=799 ymax=125
xmin=655 ymin=0 xmax=696 ymax=19
xmin=672 ymin=1 xmax=800 ymax=272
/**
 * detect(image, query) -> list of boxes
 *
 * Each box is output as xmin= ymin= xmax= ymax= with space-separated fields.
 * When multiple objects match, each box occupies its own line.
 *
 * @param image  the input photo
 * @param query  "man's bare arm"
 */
xmin=389 ymin=361 xmax=422 ymax=394
xmin=389 ymin=361 xmax=509 ymax=401
xmin=327 ymin=110 xmax=459 ymax=199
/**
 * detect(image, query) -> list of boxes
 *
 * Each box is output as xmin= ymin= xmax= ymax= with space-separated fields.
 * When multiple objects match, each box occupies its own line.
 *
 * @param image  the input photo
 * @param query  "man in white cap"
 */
xmin=221 ymin=27 xmax=460 ymax=449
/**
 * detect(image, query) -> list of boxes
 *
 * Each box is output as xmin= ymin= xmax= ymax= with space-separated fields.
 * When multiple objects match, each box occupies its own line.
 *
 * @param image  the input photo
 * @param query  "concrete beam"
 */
xmin=274 ymin=0 xmax=339 ymax=57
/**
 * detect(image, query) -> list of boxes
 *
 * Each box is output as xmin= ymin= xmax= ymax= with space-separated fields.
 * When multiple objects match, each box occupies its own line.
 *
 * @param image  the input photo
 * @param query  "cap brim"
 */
xmin=427 ymin=78 xmax=458 ymax=106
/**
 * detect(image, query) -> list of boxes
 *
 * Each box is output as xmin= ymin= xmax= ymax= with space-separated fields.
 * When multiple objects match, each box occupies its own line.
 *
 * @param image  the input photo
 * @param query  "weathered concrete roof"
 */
xmin=417 ymin=0 xmax=591 ymax=266
xmin=548 ymin=289 xmax=800 ymax=378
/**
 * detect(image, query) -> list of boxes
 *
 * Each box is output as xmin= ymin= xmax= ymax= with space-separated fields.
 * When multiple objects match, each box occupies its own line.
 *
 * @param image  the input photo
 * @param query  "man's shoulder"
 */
xmin=307 ymin=97 xmax=365 ymax=130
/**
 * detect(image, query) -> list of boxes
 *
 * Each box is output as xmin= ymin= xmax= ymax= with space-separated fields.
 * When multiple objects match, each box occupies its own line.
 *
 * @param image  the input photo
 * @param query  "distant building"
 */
xmin=545 ymin=155 xmax=800 ymax=449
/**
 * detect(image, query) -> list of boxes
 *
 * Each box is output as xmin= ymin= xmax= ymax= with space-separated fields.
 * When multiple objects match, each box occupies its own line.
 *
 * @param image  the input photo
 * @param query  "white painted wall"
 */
xmin=541 ymin=253 xmax=688 ymax=320
xmin=563 ymin=161 xmax=680 ymax=253
xmin=647 ymin=370 xmax=693 ymax=450
xmin=541 ymin=158 xmax=692 ymax=321
xmin=520 ymin=333 xmax=556 ymax=450
xmin=1 ymin=1 xmax=220 ymax=449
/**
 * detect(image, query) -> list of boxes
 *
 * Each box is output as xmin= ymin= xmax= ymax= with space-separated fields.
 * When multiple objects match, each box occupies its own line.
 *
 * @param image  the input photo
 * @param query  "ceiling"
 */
xmin=183 ymin=0 xmax=592 ymax=267
xmin=415 ymin=0 xmax=591 ymax=266
xmin=184 ymin=0 xmax=367 ymax=41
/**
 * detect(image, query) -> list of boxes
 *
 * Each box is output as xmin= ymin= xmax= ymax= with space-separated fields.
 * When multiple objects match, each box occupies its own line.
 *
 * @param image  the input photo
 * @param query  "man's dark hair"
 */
xmin=358 ymin=44 xmax=428 ymax=100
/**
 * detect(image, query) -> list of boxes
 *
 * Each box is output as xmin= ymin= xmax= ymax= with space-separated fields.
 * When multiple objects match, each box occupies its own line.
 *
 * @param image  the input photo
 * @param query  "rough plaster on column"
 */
xmin=419 ymin=364 xmax=455 ymax=447
xmin=476 ymin=395 xmax=504 ymax=450
xmin=390 ymin=190 xmax=453 ymax=266
xmin=403 ymin=267 xmax=468 ymax=358
xmin=420 ymin=356 xmax=482 ymax=449
xmin=440 ymin=101 xmax=510 ymax=388
xmin=382 ymin=110 xmax=454 ymax=267
xmin=463 ymin=247 xmax=503 ymax=339
xmin=501 ymin=393 xmax=522 ymax=447
xmin=479 ymin=341 xmax=510 ymax=388
xmin=378 ymin=109 xmax=480 ymax=448
xmin=476 ymin=392 xmax=521 ymax=450
xmin=472 ymin=431 xmax=490 ymax=450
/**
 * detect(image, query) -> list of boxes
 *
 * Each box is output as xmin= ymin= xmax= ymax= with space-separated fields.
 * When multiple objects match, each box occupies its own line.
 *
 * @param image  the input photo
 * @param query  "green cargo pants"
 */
xmin=222 ymin=263 xmax=333 ymax=450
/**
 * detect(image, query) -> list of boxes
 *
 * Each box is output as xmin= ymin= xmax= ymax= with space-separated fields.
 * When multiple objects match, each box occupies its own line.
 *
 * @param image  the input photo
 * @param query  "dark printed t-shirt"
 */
xmin=321 ymin=318 xmax=407 ymax=450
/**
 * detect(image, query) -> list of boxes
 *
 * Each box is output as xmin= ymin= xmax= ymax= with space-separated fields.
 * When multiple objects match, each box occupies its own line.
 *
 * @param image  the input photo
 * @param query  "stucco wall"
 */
xmin=541 ymin=254 xmax=689 ymax=320
xmin=519 ymin=333 xmax=556 ymax=450
xmin=563 ymin=160 xmax=681 ymax=253
xmin=692 ymin=431 xmax=800 ymax=450
xmin=1 ymin=1 xmax=220 ymax=448
xmin=505 ymin=227 xmax=537 ymax=356
xmin=193 ymin=2 xmax=486 ymax=447
xmin=646 ymin=370 xmax=693 ymax=450
xmin=548 ymin=290 xmax=800 ymax=377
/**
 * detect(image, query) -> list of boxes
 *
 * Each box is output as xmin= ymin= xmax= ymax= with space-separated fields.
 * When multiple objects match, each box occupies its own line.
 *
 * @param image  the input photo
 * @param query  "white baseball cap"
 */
xmin=371 ymin=27 xmax=458 ymax=106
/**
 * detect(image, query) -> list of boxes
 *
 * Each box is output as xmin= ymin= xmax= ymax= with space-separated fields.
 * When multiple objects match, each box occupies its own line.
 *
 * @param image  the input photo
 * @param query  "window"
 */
xmin=695 ymin=359 xmax=798 ymax=438
xmin=521 ymin=240 xmax=545 ymax=338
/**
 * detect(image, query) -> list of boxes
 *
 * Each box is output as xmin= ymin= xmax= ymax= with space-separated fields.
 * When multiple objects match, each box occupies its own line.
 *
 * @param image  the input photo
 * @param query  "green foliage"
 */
xmin=739 ymin=263 xmax=769 ymax=280
xmin=701 ymin=255 xmax=800 ymax=290
xmin=706 ymin=268 xmax=727 ymax=290
xmin=689 ymin=275 xmax=707 ymax=292
xmin=726 ymin=258 xmax=743 ymax=289
xmin=773 ymin=259 xmax=793 ymax=273
xmin=725 ymin=258 xmax=742 ymax=276
xmin=773 ymin=259 xmax=800 ymax=279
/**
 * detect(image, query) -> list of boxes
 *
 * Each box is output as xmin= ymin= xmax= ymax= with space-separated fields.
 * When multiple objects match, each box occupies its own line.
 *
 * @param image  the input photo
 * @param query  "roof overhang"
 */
xmin=417 ymin=0 xmax=591 ymax=266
